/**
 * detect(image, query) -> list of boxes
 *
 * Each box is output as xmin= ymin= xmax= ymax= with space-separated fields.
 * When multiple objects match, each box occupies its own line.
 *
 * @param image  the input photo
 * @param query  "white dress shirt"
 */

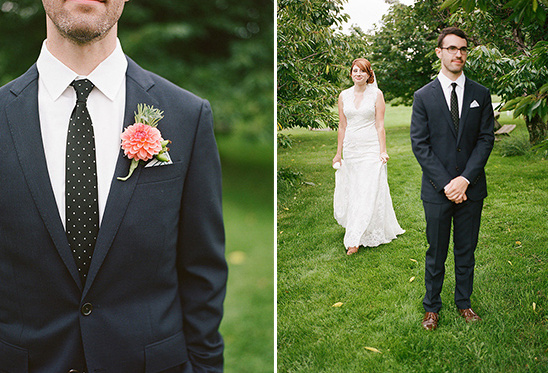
xmin=438 ymin=71 xmax=469 ymax=186
xmin=37 ymin=39 xmax=127 ymax=227
xmin=438 ymin=71 xmax=465 ymax=118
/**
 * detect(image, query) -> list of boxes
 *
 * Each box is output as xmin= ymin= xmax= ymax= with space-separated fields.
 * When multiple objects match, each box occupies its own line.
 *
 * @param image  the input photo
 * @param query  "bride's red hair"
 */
xmin=350 ymin=58 xmax=375 ymax=84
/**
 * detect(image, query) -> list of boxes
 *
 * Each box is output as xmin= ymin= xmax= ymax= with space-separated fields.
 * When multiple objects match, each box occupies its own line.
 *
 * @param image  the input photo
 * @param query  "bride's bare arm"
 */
xmin=375 ymin=90 xmax=389 ymax=163
xmin=333 ymin=92 xmax=347 ymax=165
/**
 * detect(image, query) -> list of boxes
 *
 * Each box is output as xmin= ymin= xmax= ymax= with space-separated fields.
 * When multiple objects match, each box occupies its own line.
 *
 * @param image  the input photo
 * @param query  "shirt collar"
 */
xmin=36 ymin=38 xmax=128 ymax=102
xmin=438 ymin=71 xmax=466 ymax=90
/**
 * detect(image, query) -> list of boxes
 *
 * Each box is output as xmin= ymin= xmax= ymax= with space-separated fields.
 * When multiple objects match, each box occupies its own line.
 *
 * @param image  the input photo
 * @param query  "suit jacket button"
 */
xmin=456 ymin=167 xmax=460 ymax=172
xmin=81 ymin=302 xmax=93 ymax=316
xmin=457 ymin=148 xmax=462 ymax=152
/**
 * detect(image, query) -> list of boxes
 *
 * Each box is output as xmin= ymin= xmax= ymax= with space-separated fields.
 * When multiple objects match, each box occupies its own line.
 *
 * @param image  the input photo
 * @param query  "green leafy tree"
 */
xmin=369 ymin=0 xmax=450 ymax=105
xmin=442 ymin=0 xmax=548 ymax=144
xmin=277 ymin=0 xmax=351 ymax=129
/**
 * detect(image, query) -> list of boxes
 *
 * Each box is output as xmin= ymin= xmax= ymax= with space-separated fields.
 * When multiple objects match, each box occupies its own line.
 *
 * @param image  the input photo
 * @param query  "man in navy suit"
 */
xmin=411 ymin=27 xmax=494 ymax=331
xmin=0 ymin=0 xmax=227 ymax=371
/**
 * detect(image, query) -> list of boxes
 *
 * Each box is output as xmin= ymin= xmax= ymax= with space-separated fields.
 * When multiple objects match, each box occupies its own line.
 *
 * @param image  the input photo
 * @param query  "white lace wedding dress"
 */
xmin=334 ymin=85 xmax=404 ymax=249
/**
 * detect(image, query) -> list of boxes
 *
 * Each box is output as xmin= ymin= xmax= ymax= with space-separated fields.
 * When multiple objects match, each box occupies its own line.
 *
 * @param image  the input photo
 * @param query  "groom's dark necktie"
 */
xmin=66 ymin=79 xmax=99 ymax=285
xmin=450 ymin=82 xmax=459 ymax=133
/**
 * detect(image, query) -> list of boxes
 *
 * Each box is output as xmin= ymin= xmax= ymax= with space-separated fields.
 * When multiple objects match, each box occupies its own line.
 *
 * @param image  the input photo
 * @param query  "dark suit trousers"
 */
xmin=422 ymin=199 xmax=483 ymax=312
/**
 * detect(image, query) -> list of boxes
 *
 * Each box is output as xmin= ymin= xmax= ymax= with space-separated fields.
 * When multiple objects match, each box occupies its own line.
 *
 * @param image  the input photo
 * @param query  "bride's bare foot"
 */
xmin=347 ymin=246 xmax=359 ymax=255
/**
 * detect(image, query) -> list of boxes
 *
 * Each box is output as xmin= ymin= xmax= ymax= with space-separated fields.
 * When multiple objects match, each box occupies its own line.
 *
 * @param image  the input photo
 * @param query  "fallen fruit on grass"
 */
xmin=332 ymin=302 xmax=343 ymax=307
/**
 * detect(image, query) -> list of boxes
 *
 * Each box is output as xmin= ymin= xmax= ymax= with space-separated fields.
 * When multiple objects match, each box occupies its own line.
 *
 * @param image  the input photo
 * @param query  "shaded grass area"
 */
xmin=217 ymin=136 xmax=274 ymax=373
xmin=277 ymin=107 xmax=548 ymax=372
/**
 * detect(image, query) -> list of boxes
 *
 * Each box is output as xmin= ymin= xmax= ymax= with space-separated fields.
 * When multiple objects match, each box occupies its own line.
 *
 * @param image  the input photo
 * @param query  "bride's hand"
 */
xmin=332 ymin=154 xmax=342 ymax=166
xmin=380 ymin=152 xmax=389 ymax=163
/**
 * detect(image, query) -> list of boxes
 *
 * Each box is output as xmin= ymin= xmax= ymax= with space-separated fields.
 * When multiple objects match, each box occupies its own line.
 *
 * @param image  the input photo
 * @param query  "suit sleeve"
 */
xmin=176 ymin=99 xmax=227 ymax=373
xmin=410 ymin=90 xmax=453 ymax=192
xmin=461 ymin=89 xmax=495 ymax=183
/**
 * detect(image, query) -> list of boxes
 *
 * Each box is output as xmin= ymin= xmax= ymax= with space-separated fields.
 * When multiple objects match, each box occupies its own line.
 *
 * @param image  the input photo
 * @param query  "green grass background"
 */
xmin=218 ymin=136 xmax=274 ymax=372
xmin=277 ymin=107 xmax=548 ymax=372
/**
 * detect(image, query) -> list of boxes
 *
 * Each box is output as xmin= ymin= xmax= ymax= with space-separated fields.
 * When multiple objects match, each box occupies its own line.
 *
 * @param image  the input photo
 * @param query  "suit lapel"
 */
xmin=83 ymin=57 xmax=159 ymax=296
xmin=6 ymin=65 xmax=83 ymax=290
xmin=431 ymin=78 xmax=457 ymax=138
xmin=457 ymin=78 xmax=476 ymax=144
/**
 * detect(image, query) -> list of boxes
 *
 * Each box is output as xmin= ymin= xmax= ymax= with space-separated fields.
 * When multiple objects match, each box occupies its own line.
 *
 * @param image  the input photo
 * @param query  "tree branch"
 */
xmin=296 ymin=51 xmax=326 ymax=62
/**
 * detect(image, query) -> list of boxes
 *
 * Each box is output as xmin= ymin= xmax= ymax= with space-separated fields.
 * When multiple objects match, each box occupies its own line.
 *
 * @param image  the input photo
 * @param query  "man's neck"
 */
xmin=440 ymin=68 xmax=463 ymax=82
xmin=45 ymin=21 xmax=118 ymax=76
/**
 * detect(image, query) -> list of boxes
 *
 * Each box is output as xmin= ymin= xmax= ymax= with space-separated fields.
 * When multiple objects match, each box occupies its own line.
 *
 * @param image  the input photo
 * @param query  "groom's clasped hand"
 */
xmin=444 ymin=175 xmax=469 ymax=204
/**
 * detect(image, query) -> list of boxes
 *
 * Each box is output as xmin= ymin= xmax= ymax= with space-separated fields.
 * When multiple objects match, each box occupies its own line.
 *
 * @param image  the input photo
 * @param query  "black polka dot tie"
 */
xmin=450 ymin=82 xmax=459 ymax=133
xmin=66 ymin=79 xmax=99 ymax=285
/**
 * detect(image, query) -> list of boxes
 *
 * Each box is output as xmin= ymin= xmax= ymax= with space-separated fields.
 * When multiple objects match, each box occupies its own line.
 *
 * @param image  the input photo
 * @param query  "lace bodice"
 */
xmin=340 ymin=84 xmax=381 ymax=159
xmin=341 ymin=85 xmax=379 ymax=131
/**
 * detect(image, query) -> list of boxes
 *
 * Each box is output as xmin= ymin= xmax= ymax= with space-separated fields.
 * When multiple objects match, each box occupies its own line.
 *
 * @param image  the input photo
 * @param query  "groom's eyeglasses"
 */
xmin=441 ymin=46 xmax=469 ymax=55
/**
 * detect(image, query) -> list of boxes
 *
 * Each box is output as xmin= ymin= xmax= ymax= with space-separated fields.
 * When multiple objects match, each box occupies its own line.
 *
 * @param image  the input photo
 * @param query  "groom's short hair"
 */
xmin=438 ymin=27 xmax=468 ymax=48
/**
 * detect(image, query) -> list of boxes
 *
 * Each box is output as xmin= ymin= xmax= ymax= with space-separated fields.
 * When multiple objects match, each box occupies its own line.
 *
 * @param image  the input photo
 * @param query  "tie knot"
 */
xmin=71 ymin=79 xmax=94 ymax=103
xmin=451 ymin=82 xmax=457 ymax=91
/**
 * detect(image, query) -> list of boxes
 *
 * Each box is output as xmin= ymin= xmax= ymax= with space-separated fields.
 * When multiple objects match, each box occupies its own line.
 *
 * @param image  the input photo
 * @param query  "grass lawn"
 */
xmin=217 ymin=136 xmax=274 ymax=373
xmin=277 ymin=107 xmax=548 ymax=372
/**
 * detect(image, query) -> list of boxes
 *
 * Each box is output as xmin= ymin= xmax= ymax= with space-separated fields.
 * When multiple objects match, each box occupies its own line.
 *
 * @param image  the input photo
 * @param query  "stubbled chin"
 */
xmin=448 ymin=61 xmax=464 ymax=72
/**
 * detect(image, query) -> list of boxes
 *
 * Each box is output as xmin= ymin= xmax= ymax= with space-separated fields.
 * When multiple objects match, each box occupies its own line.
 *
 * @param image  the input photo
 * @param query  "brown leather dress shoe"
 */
xmin=422 ymin=312 xmax=439 ymax=330
xmin=459 ymin=308 xmax=481 ymax=322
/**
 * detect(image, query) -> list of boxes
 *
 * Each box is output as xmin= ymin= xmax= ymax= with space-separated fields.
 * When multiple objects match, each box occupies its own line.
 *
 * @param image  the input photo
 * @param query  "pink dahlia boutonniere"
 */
xmin=117 ymin=104 xmax=171 ymax=181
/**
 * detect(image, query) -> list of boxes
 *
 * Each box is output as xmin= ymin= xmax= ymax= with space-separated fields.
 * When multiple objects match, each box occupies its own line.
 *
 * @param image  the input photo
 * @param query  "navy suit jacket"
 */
xmin=410 ymin=77 xmax=494 ymax=203
xmin=0 ymin=58 xmax=227 ymax=372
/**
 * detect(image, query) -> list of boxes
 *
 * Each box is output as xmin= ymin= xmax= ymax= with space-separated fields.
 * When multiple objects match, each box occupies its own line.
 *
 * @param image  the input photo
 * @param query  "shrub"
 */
xmin=277 ymin=167 xmax=302 ymax=198
xmin=532 ymin=138 xmax=548 ymax=159
xmin=277 ymin=133 xmax=293 ymax=149
xmin=497 ymin=134 xmax=531 ymax=157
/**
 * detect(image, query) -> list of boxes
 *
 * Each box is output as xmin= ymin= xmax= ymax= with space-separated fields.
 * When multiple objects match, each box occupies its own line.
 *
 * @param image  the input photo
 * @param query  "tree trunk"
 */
xmin=525 ymin=114 xmax=548 ymax=145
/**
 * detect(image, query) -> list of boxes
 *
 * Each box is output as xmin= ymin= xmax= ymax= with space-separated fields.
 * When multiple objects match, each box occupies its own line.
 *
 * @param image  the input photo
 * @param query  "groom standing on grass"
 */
xmin=0 ymin=0 xmax=226 ymax=371
xmin=410 ymin=27 xmax=494 ymax=331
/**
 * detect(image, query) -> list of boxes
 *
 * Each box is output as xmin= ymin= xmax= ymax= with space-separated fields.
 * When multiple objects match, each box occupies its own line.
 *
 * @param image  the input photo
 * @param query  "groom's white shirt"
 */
xmin=37 ymin=39 xmax=127 ymax=227
xmin=437 ymin=71 xmax=469 ymax=187
xmin=438 ymin=71 xmax=465 ymax=117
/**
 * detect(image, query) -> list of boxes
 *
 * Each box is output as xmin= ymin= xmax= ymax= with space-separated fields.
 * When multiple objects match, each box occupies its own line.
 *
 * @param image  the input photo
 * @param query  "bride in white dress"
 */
xmin=332 ymin=58 xmax=404 ymax=255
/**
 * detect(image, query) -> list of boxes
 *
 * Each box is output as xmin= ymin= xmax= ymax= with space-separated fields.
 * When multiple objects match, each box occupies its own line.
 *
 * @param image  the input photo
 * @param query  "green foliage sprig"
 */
xmin=134 ymin=103 xmax=164 ymax=127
